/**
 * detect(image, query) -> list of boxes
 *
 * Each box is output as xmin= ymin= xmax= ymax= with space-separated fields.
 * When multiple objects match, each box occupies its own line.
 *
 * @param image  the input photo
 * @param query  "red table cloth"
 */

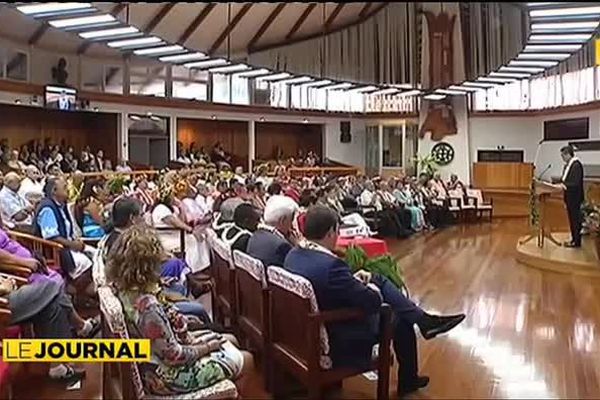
xmin=336 ymin=237 xmax=389 ymax=258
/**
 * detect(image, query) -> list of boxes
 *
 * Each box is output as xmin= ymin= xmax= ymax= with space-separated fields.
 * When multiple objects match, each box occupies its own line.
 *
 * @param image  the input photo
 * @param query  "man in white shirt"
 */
xmin=19 ymin=165 xmax=44 ymax=206
xmin=0 ymin=172 xmax=34 ymax=230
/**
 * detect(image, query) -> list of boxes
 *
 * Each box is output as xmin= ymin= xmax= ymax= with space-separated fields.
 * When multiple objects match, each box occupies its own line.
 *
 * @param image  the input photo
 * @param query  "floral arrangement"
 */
xmin=344 ymin=245 xmax=406 ymax=290
xmin=582 ymin=202 xmax=600 ymax=237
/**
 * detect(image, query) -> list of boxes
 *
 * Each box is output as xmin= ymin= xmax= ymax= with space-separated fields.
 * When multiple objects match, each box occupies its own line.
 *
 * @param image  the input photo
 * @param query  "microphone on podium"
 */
xmin=537 ymin=164 xmax=552 ymax=180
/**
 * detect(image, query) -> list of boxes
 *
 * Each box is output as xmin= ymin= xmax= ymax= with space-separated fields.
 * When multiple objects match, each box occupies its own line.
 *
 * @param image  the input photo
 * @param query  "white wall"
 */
xmin=470 ymin=109 xmax=600 ymax=179
xmin=323 ymin=119 xmax=366 ymax=167
xmin=419 ymin=96 xmax=471 ymax=182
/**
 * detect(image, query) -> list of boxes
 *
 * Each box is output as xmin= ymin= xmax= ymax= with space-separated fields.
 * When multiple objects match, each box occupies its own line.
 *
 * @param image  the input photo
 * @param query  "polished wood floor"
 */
xmin=13 ymin=219 xmax=600 ymax=399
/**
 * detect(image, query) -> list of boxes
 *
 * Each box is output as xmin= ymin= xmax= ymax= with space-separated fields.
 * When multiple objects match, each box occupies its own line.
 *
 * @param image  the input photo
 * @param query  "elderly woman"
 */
xmin=393 ymin=178 xmax=425 ymax=232
xmin=106 ymin=225 xmax=252 ymax=396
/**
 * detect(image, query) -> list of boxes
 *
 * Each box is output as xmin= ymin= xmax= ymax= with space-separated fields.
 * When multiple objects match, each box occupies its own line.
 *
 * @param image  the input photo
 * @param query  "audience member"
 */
xmin=285 ymin=206 xmax=465 ymax=395
xmin=0 ymin=172 xmax=34 ymax=231
xmin=220 ymin=203 xmax=261 ymax=252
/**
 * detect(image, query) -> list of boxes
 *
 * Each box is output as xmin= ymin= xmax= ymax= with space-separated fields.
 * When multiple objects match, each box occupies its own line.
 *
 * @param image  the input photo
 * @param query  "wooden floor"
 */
xmin=14 ymin=219 xmax=600 ymax=399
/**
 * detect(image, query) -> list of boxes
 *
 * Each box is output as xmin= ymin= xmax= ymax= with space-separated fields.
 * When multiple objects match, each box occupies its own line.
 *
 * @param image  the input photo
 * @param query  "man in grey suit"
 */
xmin=246 ymin=195 xmax=299 ymax=267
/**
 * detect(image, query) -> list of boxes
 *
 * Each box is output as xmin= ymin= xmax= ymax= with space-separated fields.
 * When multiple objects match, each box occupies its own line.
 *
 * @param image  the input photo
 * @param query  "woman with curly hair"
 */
xmin=106 ymin=225 xmax=252 ymax=396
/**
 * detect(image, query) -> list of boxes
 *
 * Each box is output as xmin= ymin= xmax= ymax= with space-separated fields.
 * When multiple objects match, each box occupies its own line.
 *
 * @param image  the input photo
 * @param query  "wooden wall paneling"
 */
xmin=177 ymin=118 xmax=249 ymax=167
xmin=0 ymin=104 xmax=118 ymax=162
xmin=472 ymin=162 xmax=534 ymax=189
xmin=255 ymin=122 xmax=323 ymax=160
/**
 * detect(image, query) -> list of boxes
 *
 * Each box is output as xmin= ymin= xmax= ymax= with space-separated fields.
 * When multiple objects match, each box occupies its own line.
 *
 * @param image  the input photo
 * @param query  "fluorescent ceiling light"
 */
xmin=463 ymin=81 xmax=496 ymax=88
xmin=108 ymin=36 xmax=162 ymax=48
xmin=530 ymin=33 xmax=591 ymax=41
xmin=527 ymin=2 xmax=557 ymax=6
xmin=449 ymin=85 xmax=481 ymax=92
xmin=524 ymin=44 xmax=583 ymax=51
xmin=424 ymin=94 xmax=446 ymax=100
xmin=49 ymin=14 xmax=115 ymax=28
xmin=510 ymin=59 xmax=558 ymax=67
xmin=490 ymin=72 xmax=531 ymax=78
xmin=134 ymin=45 xmax=184 ymax=56
xmin=435 ymin=89 xmax=466 ymax=96
xmin=531 ymin=21 xmax=598 ymax=30
xmin=349 ymin=85 xmax=378 ymax=93
xmin=370 ymin=88 xmax=399 ymax=96
xmin=499 ymin=66 xmax=545 ymax=73
xmin=277 ymin=76 xmax=313 ymax=85
xmin=234 ymin=68 xmax=271 ymax=78
xmin=159 ymin=52 xmax=206 ymax=62
xmin=256 ymin=73 xmax=291 ymax=81
xmin=399 ymin=89 xmax=422 ymax=96
xmin=477 ymin=77 xmax=516 ymax=83
xmin=530 ymin=6 xmax=600 ymax=17
xmin=79 ymin=26 xmax=139 ymax=39
xmin=302 ymin=79 xmax=332 ymax=88
xmin=517 ymin=53 xmax=569 ymax=60
xmin=209 ymin=64 xmax=249 ymax=73
xmin=184 ymin=59 xmax=228 ymax=69
xmin=325 ymin=83 xmax=353 ymax=91
xmin=391 ymin=83 xmax=415 ymax=89
xmin=17 ymin=2 xmax=92 ymax=15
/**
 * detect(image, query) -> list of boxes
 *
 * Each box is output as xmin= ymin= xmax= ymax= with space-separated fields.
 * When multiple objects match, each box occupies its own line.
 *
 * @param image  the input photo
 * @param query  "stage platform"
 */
xmin=516 ymin=232 xmax=600 ymax=277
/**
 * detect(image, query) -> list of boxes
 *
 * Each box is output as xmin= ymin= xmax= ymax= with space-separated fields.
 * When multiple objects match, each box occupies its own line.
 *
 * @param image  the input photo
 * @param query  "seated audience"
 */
xmin=34 ymin=177 xmax=95 ymax=285
xmin=106 ymin=225 xmax=252 ymax=396
xmin=246 ymin=195 xmax=299 ymax=267
xmin=220 ymin=203 xmax=261 ymax=252
xmin=247 ymin=182 xmax=266 ymax=211
xmin=0 ymin=172 xmax=34 ymax=231
xmin=447 ymin=173 xmax=467 ymax=195
xmin=19 ymin=165 xmax=44 ymax=206
xmin=285 ymin=206 xmax=466 ymax=395
xmin=0 ymin=275 xmax=86 ymax=382
xmin=74 ymin=179 xmax=107 ymax=239
xmin=393 ymin=178 xmax=426 ymax=232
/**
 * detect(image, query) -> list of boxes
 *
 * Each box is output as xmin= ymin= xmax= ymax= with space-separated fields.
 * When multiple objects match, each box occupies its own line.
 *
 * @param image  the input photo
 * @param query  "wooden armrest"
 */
xmin=311 ymin=308 xmax=365 ymax=323
xmin=7 ymin=230 xmax=65 ymax=250
xmin=0 ymin=273 xmax=28 ymax=287
xmin=0 ymin=263 xmax=32 ymax=278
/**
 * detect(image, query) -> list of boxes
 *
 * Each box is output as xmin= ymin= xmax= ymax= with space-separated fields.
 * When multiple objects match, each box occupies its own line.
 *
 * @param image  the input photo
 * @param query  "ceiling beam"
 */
xmin=208 ymin=3 xmax=253 ymax=56
xmin=286 ymin=3 xmax=317 ymax=41
xmin=77 ymin=3 xmax=128 ymax=55
xmin=144 ymin=3 xmax=176 ymax=33
xmin=359 ymin=3 xmax=372 ymax=18
xmin=255 ymin=3 xmax=388 ymax=54
xmin=247 ymin=3 xmax=286 ymax=52
xmin=28 ymin=24 xmax=49 ymax=45
xmin=178 ymin=3 xmax=215 ymax=45
xmin=325 ymin=4 xmax=346 ymax=29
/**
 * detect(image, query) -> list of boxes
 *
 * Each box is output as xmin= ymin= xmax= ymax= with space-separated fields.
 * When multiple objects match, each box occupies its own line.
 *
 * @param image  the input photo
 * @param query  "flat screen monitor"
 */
xmin=45 ymin=85 xmax=76 ymax=111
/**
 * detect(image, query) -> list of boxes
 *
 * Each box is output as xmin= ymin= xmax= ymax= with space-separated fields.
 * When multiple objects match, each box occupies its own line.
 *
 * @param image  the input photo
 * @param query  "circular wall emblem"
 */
xmin=431 ymin=142 xmax=454 ymax=166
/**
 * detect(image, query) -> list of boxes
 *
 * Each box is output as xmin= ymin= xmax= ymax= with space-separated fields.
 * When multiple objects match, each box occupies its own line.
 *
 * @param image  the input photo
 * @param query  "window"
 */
xmin=103 ymin=65 xmax=124 ymax=94
xmin=382 ymin=126 xmax=403 ymax=167
xmin=270 ymin=82 xmax=288 ymax=108
xmin=130 ymin=66 xmax=166 ymax=97
xmin=212 ymin=73 xmax=230 ymax=103
xmin=173 ymin=66 xmax=208 ymax=100
xmin=544 ymin=118 xmax=589 ymax=141
xmin=231 ymin=74 xmax=249 ymax=105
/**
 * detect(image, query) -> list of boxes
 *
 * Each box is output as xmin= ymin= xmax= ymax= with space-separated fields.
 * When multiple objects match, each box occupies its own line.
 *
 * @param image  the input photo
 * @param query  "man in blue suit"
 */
xmin=247 ymin=195 xmax=299 ymax=267
xmin=284 ymin=206 xmax=465 ymax=396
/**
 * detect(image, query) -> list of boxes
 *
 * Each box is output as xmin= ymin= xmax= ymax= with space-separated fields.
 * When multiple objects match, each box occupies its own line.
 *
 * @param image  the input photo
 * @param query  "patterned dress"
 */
xmin=119 ymin=291 xmax=240 ymax=396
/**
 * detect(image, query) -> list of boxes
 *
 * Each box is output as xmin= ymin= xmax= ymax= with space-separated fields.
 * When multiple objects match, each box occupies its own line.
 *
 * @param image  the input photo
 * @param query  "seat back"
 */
xmin=8 ymin=231 xmax=62 ymax=269
xmin=267 ymin=266 xmax=331 ymax=371
xmin=98 ymin=286 xmax=145 ymax=400
xmin=467 ymin=188 xmax=484 ymax=205
xmin=233 ymin=250 xmax=267 ymax=346
xmin=206 ymin=229 xmax=236 ymax=322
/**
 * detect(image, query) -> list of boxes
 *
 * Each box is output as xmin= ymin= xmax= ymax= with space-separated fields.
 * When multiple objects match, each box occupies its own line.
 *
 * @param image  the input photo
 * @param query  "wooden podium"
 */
xmin=519 ymin=180 xmax=563 ymax=248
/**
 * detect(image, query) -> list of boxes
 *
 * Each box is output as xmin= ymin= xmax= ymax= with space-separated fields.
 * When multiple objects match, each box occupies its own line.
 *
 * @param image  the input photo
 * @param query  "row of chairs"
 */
xmin=206 ymin=229 xmax=394 ymax=400
xmin=447 ymin=188 xmax=493 ymax=222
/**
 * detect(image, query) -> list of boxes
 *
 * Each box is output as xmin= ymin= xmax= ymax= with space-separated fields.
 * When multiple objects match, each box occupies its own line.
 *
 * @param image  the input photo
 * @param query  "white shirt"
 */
xmin=19 ymin=177 xmax=44 ymax=204
xmin=359 ymin=189 xmax=382 ymax=211
xmin=195 ymin=194 xmax=214 ymax=216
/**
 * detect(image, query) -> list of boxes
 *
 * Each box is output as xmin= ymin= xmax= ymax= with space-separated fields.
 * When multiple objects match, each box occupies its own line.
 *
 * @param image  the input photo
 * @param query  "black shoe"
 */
xmin=564 ymin=241 xmax=581 ymax=248
xmin=418 ymin=313 xmax=465 ymax=340
xmin=398 ymin=375 xmax=429 ymax=397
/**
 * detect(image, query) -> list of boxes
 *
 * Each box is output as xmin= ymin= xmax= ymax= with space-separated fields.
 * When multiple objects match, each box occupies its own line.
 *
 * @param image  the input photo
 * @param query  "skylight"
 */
xmin=108 ymin=36 xmax=162 ymax=48
xmin=184 ymin=59 xmax=229 ymax=69
xmin=349 ymin=85 xmax=378 ymax=93
xmin=499 ymin=66 xmax=546 ymax=73
xmin=490 ymin=72 xmax=531 ymax=79
xmin=462 ymin=82 xmax=497 ymax=89
xmin=234 ymin=69 xmax=271 ymax=78
xmin=302 ymin=80 xmax=333 ymax=88
xmin=49 ymin=14 xmax=115 ymax=28
xmin=435 ymin=89 xmax=466 ymax=96
xmin=524 ymin=44 xmax=583 ymax=51
xmin=277 ymin=76 xmax=313 ymax=85
xmin=531 ymin=21 xmax=598 ymax=31
xmin=134 ymin=45 xmax=184 ymax=56
xmin=530 ymin=6 xmax=600 ymax=17
xmin=79 ymin=26 xmax=139 ymax=39
xmin=159 ymin=52 xmax=206 ymax=62
xmin=370 ymin=88 xmax=400 ymax=96
xmin=424 ymin=94 xmax=446 ymax=100
xmin=208 ymin=64 xmax=250 ymax=74
xmin=324 ymin=83 xmax=354 ymax=91
xmin=17 ymin=2 xmax=92 ymax=15
xmin=529 ymin=33 xmax=592 ymax=42
xmin=477 ymin=77 xmax=516 ymax=83
xmin=509 ymin=60 xmax=559 ymax=67
xmin=256 ymin=73 xmax=292 ymax=81
xmin=517 ymin=53 xmax=570 ymax=60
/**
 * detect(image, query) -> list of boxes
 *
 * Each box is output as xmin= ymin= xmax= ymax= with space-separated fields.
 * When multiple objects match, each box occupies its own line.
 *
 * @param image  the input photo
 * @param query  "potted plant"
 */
xmin=582 ymin=202 xmax=600 ymax=257
xmin=414 ymin=153 xmax=439 ymax=177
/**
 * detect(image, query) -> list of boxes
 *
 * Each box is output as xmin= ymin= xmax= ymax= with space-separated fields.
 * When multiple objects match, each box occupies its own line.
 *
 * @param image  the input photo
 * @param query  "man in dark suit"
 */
xmin=247 ymin=195 xmax=299 ymax=266
xmin=284 ymin=206 xmax=465 ymax=396
xmin=559 ymin=145 xmax=584 ymax=248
